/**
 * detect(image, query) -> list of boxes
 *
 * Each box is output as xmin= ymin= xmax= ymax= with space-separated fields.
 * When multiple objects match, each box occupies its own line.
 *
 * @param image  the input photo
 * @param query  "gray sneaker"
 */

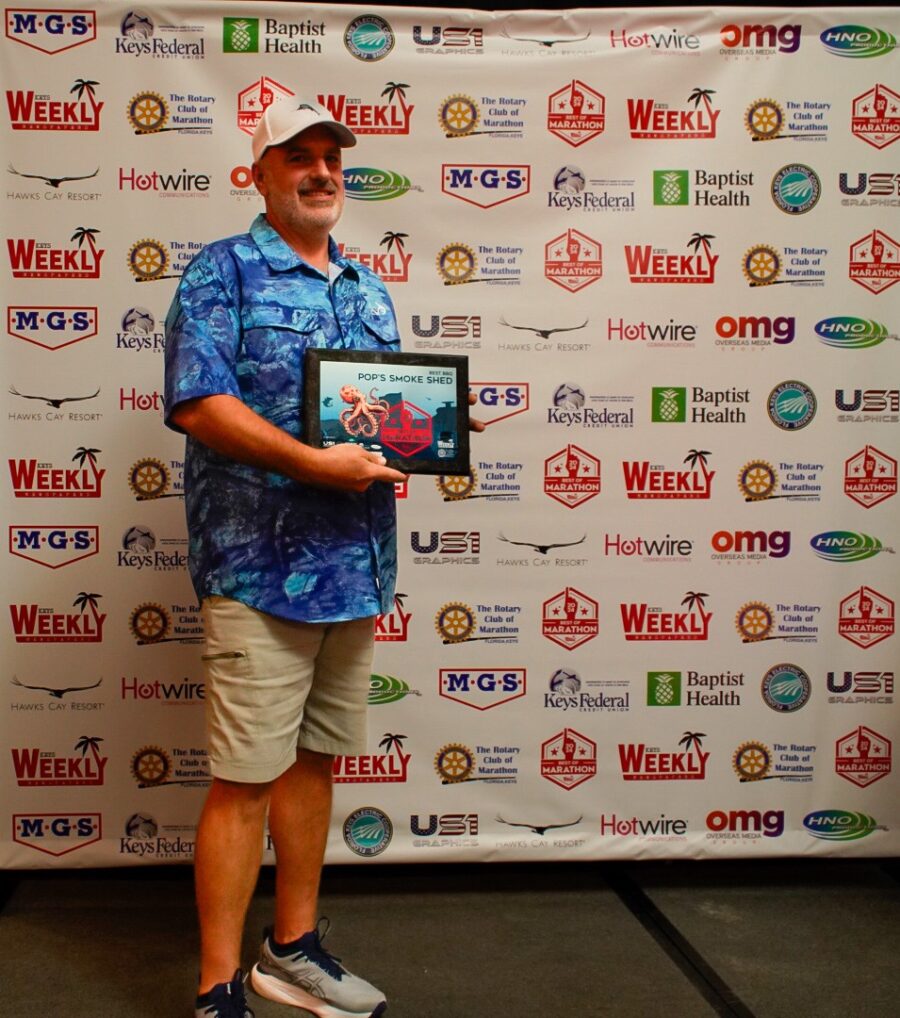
xmin=250 ymin=920 xmax=387 ymax=1018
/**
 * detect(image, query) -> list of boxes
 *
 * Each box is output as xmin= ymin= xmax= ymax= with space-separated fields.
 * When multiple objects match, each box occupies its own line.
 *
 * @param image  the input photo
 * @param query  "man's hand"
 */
xmin=307 ymin=444 xmax=408 ymax=492
xmin=468 ymin=391 xmax=486 ymax=433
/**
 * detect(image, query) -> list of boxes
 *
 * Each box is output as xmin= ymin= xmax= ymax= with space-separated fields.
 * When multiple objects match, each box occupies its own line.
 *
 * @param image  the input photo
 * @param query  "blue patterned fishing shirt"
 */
xmin=164 ymin=213 xmax=399 ymax=622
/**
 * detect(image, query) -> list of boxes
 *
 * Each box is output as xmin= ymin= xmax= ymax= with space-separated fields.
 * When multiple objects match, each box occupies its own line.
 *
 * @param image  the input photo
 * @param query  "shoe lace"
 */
xmin=300 ymin=917 xmax=345 ymax=981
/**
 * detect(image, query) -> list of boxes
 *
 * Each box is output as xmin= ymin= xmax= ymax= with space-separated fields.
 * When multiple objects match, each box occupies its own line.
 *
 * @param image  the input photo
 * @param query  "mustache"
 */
xmin=299 ymin=180 xmax=338 ymax=196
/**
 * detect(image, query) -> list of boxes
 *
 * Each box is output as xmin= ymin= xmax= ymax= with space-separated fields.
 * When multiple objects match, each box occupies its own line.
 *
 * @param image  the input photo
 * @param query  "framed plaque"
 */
xmin=304 ymin=348 xmax=470 ymax=475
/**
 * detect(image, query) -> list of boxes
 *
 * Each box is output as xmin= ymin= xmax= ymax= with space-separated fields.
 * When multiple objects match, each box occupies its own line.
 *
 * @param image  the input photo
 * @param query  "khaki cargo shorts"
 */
xmin=200 ymin=596 xmax=375 ymax=783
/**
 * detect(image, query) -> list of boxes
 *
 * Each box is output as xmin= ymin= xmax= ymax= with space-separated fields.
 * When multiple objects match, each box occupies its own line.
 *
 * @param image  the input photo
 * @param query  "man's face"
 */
xmin=252 ymin=124 xmax=345 ymax=236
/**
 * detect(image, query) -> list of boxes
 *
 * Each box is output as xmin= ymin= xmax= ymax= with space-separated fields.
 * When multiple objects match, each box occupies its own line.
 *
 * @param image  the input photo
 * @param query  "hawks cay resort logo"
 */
xmin=498 ymin=314 xmax=590 ymax=354
xmin=8 ymin=381 xmax=101 ymax=423
xmin=7 ymin=160 xmax=101 ymax=201
xmin=744 ymin=96 xmax=830 ymax=143
xmin=438 ymin=93 xmax=524 ymax=139
xmin=5 ymin=8 xmax=96 ymax=54
xmin=115 ymin=9 xmax=205 ymax=58
xmin=627 ymin=87 xmax=719 ymax=139
xmin=6 ymin=78 xmax=102 ymax=130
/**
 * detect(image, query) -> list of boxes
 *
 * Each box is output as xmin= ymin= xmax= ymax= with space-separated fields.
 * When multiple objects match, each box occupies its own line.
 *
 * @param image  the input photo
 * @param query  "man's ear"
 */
xmin=251 ymin=161 xmax=267 ymax=195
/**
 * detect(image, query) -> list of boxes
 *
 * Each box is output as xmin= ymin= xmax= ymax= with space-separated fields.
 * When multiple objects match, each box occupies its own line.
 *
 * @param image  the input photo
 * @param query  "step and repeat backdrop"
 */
xmin=2 ymin=3 xmax=898 ymax=867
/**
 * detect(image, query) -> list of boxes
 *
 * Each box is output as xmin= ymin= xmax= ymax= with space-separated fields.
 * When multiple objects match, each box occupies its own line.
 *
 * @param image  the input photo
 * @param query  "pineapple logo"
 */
xmin=652 ymin=387 xmax=687 ymax=423
xmin=653 ymin=170 xmax=689 ymax=206
xmin=648 ymin=672 xmax=682 ymax=706
xmin=223 ymin=18 xmax=259 ymax=53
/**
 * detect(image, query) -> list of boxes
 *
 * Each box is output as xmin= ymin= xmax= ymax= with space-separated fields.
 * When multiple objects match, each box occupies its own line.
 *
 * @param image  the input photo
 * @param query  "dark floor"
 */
xmin=1 ymin=859 xmax=897 ymax=1017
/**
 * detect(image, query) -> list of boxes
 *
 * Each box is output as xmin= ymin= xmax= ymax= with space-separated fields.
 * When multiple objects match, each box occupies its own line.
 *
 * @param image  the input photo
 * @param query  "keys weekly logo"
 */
xmin=334 ymin=733 xmax=411 ymax=783
xmin=7 ymin=227 xmax=103 ymax=279
xmin=627 ymin=87 xmax=719 ymax=139
xmin=620 ymin=591 xmax=712 ymax=641
xmin=10 ymin=591 xmax=106 ymax=643
xmin=625 ymin=233 xmax=717 ymax=283
xmin=337 ymin=231 xmax=411 ymax=283
xmin=622 ymin=450 xmax=715 ymax=499
xmin=6 ymin=78 xmax=102 ymax=129
xmin=318 ymin=83 xmax=414 ymax=135
xmin=11 ymin=737 xmax=107 ymax=786
xmin=619 ymin=732 xmax=710 ymax=780
xmin=5 ymin=9 xmax=97 ymax=53
xmin=9 ymin=447 xmax=104 ymax=498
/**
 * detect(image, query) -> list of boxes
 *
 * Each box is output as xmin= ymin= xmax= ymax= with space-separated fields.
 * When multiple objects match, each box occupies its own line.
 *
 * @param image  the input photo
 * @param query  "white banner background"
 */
xmin=2 ymin=3 xmax=898 ymax=867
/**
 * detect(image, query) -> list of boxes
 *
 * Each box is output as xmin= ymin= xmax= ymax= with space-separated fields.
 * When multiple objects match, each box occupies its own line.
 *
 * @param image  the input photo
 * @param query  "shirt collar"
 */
xmin=250 ymin=213 xmax=359 ymax=280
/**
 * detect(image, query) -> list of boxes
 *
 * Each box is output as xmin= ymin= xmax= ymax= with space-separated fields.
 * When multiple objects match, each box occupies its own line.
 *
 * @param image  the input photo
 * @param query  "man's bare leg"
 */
xmin=195 ymin=776 xmax=272 ymax=993
xmin=267 ymin=748 xmax=334 ymax=943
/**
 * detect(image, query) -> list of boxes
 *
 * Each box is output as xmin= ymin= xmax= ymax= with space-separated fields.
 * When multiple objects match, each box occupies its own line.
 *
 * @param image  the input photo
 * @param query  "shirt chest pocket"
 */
xmin=238 ymin=307 xmax=322 ymax=380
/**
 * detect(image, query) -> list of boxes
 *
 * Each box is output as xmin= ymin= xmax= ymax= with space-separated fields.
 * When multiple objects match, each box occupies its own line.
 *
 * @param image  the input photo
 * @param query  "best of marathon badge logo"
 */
xmin=8 ymin=227 xmax=103 ymax=279
xmin=845 ymin=446 xmax=897 ymax=508
xmin=545 ymin=230 xmax=603 ymax=292
xmin=544 ymin=444 xmax=600 ymax=507
xmin=237 ymin=76 xmax=293 ymax=135
xmin=849 ymin=230 xmax=900 ymax=294
xmin=542 ymin=587 xmax=599 ymax=650
xmin=621 ymin=591 xmax=712 ymax=641
xmin=625 ymin=234 xmax=717 ymax=283
xmin=835 ymin=726 xmax=891 ymax=788
xmin=8 ymin=306 xmax=97 ymax=351
xmin=6 ymin=79 xmax=102 ymax=130
xmin=547 ymin=81 xmax=605 ymax=146
xmin=839 ymin=586 xmax=895 ymax=649
xmin=320 ymin=84 xmax=413 ymax=135
xmin=5 ymin=9 xmax=96 ymax=53
xmin=541 ymin=728 xmax=597 ymax=789
xmin=851 ymin=85 xmax=900 ymax=150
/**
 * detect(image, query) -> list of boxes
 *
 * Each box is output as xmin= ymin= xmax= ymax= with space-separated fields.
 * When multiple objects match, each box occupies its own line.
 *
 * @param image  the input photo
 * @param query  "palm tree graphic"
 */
xmin=71 ymin=227 xmax=99 ymax=253
xmin=381 ymin=82 xmax=410 ymax=108
xmin=75 ymin=735 xmax=104 ymax=758
xmin=73 ymin=592 xmax=102 ymax=626
xmin=684 ymin=449 xmax=712 ymax=480
xmin=70 ymin=79 xmax=99 ymax=101
xmin=688 ymin=232 xmax=715 ymax=259
xmin=72 ymin=447 xmax=101 ymax=481
xmin=379 ymin=733 xmax=408 ymax=755
xmin=681 ymin=591 xmax=711 ymax=629
xmin=678 ymin=731 xmax=706 ymax=753
xmin=687 ymin=87 xmax=715 ymax=112
xmin=380 ymin=231 xmax=408 ymax=253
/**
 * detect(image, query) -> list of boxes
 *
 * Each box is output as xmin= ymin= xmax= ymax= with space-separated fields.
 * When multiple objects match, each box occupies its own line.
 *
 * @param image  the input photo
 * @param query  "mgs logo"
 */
xmin=439 ymin=669 xmax=526 ymax=710
xmin=13 ymin=814 xmax=101 ymax=857
xmin=5 ymin=9 xmax=95 ymax=53
xmin=9 ymin=526 xmax=99 ymax=568
xmin=547 ymin=81 xmax=605 ymax=146
xmin=469 ymin=382 xmax=529 ymax=425
xmin=7 ymin=306 xmax=97 ymax=351
xmin=441 ymin=164 xmax=530 ymax=208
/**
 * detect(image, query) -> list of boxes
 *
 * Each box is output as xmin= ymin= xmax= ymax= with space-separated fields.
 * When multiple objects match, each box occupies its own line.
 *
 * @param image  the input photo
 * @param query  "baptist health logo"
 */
xmin=223 ymin=18 xmax=259 ymax=52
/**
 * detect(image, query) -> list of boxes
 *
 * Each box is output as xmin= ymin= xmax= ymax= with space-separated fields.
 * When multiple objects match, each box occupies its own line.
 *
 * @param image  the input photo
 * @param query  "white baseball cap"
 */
xmin=251 ymin=99 xmax=356 ymax=162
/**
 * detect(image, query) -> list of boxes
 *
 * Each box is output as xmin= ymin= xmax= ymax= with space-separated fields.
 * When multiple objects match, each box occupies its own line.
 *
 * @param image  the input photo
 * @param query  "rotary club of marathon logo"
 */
xmin=438 ymin=94 xmax=523 ymax=139
xmin=130 ymin=745 xmax=210 ymax=788
xmin=126 ymin=90 xmax=214 ymax=135
xmin=128 ymin=602 xmax=203 ymax=646
xmin=128 ymin=458 xmax=184 ymax=500
xmin=738 ymin=459 xmax=822 ymax=502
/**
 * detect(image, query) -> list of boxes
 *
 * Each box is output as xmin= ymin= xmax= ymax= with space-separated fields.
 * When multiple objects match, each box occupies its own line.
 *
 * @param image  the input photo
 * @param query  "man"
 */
xmin=164 ymin=99 xmax=408 ymax=1018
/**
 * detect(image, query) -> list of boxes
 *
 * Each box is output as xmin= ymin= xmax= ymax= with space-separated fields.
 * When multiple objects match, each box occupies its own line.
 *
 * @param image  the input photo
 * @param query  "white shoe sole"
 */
xmin=250 ymin=964 xmax=385 ymax=1018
